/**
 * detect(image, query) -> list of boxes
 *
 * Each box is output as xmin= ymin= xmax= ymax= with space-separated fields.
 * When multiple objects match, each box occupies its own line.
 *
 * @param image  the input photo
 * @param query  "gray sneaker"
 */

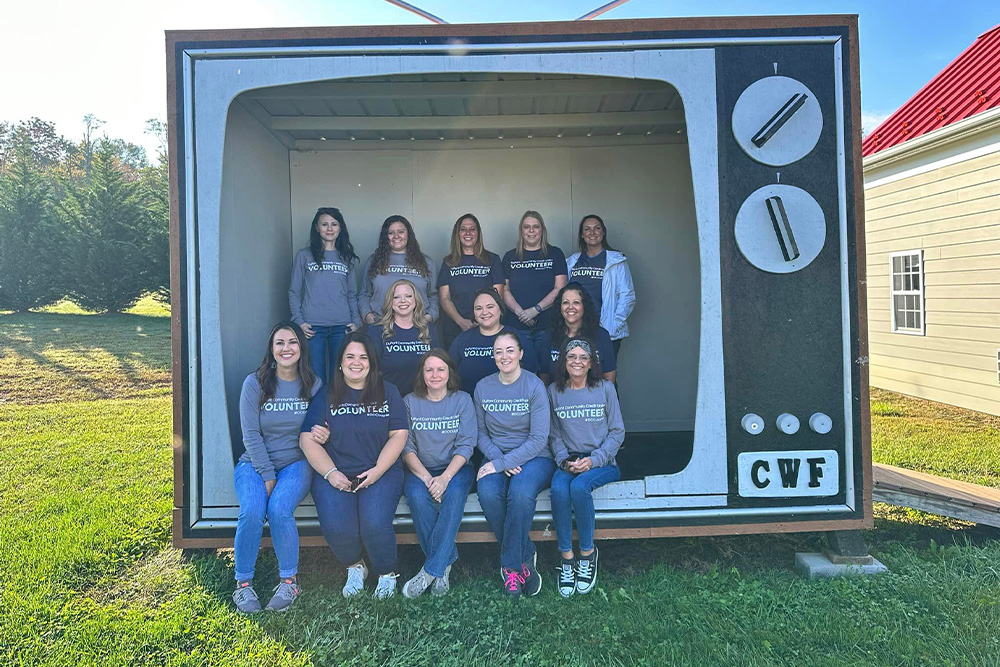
xmin=233 ymin=581 xmax=262 ymax=614
xmin=266 ymin=578 xmax=301 ymax=612
xmin=373 ymin=573 xmax=399 ymax=600
xmin=431 ymin=565 xmax=451 ymax=597
xmin=403 ymin=568 xmax=434 ymax=598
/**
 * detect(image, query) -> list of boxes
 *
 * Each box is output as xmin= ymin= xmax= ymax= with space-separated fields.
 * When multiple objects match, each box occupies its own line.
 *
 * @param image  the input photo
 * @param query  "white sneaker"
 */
xmin=342 ymin=562 xmax=368 ymax=598
xmin=373 ymin=573 xmax=399 ymax=600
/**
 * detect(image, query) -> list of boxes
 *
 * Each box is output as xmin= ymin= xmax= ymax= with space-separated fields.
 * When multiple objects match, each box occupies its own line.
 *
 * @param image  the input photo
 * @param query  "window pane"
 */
xmin=893 ymin=274 xmax=903 ymax=291
xmin=903 ymin=255 xmax=911 ymax=272
xmin=912 ymin=272 xmax=920 ymax=290
xmin=913 ymin=312 xmax=922 ymax=330
xmin=906 ymin=310 xmax=915 ymax=329
xmin=893 ymin=256 xmax=902 ymax=274
xmin=904 ymin=273 xmax=912 ymax=291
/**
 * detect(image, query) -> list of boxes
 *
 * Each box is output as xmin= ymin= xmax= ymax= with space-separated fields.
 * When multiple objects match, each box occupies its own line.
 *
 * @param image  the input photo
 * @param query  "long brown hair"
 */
xmin=411 ymin=349 xmax=461 ymax=398
xmin=328 ymin=332 xmax=385 ymax=410
xmin=552 ymin=336 xmax=603 ymax=392
xmin=367 ymin=215 xmax=430 ymax=279
xmin=376 ymin=279 xmax=432 ymax=344
xmin=444 ymin=213 xmax=491 ymax=267
xmin=255 ymin=321 xmax=316 ymax=408
xmin=515 ymin=210 xmax=550 ymax=260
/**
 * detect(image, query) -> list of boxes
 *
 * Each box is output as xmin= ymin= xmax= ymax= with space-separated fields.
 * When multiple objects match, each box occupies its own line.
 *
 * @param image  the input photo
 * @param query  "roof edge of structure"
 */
xmin=863 ymin=105 xmax=1000 ymax=172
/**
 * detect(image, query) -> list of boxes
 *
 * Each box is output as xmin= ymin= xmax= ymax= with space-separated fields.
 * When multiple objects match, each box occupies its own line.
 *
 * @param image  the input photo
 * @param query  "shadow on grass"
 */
xmin=0 ymin=311 xmax=171 ymax=403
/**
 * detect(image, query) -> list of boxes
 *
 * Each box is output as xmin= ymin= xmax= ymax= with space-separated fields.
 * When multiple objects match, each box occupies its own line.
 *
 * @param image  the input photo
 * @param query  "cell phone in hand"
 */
xmin=566 ymin=454 xmax=581 ymax=463
xmin=348 ymin=476 xmax=361 ymax=491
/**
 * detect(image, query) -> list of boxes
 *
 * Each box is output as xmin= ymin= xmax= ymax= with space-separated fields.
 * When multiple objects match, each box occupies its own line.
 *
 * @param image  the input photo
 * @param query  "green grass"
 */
xmin=1 ymin=310 xmax=999 ymax=665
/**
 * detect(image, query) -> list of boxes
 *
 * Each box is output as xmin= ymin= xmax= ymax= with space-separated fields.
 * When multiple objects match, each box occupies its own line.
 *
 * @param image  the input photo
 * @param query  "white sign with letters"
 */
xmin=737 ymin=450 xmax=839 ymax=498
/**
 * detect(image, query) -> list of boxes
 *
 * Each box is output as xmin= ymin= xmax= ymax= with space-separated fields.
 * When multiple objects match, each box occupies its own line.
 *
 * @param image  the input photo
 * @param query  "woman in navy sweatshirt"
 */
xmin=299 ymin=332 xmax=409 ymax=599
xmin=369 ymin=279 xmax=440 ymax=396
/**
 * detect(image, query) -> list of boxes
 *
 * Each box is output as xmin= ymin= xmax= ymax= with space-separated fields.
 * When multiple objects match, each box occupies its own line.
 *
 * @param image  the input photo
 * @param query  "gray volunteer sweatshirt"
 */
xmin=547 ymin=380 xmax=625 ymax=468
xmin=239 ymin=373 xmax=322 ymax=481
xmin=474 ymin=371 xmax=551 ymax=472
xmin=360 ymin=252 xmax=439 ymax=321
xmin=403 ymin=390 xmax=477 ymax=470
xmin=288 ymin=248 xmax=361 ymax=328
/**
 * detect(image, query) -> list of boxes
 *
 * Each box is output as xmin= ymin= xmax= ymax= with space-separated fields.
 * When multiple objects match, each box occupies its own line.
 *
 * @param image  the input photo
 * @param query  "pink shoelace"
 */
xmin=504 ymin=569 xmax=524 ymax=591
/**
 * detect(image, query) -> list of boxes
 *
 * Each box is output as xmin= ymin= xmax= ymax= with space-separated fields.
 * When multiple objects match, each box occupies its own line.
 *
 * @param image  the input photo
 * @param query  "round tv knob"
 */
xmin=809 ymin=412 xmax=833 ymax=434
xmin=741 ymin=413 xmax=764 ymax=435
xmin=776 ymin=413 xmax=800 ymax=435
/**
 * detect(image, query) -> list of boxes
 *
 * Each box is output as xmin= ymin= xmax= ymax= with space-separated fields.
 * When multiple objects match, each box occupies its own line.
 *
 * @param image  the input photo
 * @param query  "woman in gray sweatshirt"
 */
xmin=233 ymin=321 xmax=324 ymax=614
xmin=360 ymin=215 xmax=439 ymax=324
xmin=474 ymin=331 xmax=554 ymax=598
xmin=288 ymin=208 xmax=361 ymax=384
xmin=547 ymin=337 xmax=625 ymax=599
xmin=400 ymin=349 xmax=476 ymax=598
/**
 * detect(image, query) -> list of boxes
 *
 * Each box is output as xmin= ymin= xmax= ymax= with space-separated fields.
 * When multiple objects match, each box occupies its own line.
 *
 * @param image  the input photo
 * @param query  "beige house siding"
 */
xmin=865 ymin=146 xmax=1000 ymax=416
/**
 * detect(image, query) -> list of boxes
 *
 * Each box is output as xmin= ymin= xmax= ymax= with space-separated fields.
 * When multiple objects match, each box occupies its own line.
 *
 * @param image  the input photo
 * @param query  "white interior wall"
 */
xmin=289 ymin=143 xmax=699 ymax=430
xmin=216 ymin=102 xmax=293 ymax=503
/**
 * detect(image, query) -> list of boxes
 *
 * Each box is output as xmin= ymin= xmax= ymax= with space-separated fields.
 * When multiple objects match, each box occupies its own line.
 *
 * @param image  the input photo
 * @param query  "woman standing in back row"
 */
xmin=438 ymin=213 xmax=505 ymax=350
xmin=502 ymin=211 xmax=568 ymax=351
xmin=361 ymin=215 xmax=439 ymax=325
xmin=566 ymin=214 xmax=635 ymax=356
xmin=288 ymin=208 xmax=361 ymax=384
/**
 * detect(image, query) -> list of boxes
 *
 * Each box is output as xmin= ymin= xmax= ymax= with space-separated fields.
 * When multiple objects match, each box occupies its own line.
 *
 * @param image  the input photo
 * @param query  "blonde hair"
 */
xmin=515 ymin=210 xmax=549 ymax=260
xmin=377 ymin=279 xmax=432 ymax=344
xmin=444 ymin=213 xmax=491 ymax=267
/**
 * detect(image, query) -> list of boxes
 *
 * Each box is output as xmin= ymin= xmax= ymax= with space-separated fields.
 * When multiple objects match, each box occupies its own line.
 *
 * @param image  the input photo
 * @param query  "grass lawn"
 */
xmin=1 ymin=307 xmax=998 ymax=665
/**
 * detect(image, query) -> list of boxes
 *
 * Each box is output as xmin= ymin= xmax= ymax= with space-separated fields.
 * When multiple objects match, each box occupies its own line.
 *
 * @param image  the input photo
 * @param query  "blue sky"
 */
xmin=0 ymin=0 xmax=995 ymax=157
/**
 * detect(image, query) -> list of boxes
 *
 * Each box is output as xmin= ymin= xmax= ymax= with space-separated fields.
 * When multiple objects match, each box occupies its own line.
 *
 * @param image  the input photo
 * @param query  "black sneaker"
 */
xmin=521 ymin=564 xmax=542 ymax=597
xmin=575 ymin=547 xmax=599 ymax=595
xmin=557 ymin=559 xmax=576 ymax=598
xmin=502 ymin=568 xmax=523 ymax=598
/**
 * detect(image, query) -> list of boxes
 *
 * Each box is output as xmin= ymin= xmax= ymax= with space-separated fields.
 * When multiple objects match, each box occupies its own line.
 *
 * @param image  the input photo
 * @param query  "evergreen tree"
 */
xmin=141 ymin=119 xmax=170 ymax=302
xmin=0 ymin=143 xmax=65 ymax=312
xmin=62 ymin=139 xmax=153 ymax=313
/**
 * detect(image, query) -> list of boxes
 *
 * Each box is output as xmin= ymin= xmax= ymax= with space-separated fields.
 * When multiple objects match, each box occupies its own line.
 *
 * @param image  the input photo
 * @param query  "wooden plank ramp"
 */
xmin=873 ymin=463 xmax=1000 ymax=528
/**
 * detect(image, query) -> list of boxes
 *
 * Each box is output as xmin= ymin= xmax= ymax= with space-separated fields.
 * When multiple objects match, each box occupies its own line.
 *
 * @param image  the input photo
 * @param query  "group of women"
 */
xmin=232 ymin=207 xmax=635 ymax=612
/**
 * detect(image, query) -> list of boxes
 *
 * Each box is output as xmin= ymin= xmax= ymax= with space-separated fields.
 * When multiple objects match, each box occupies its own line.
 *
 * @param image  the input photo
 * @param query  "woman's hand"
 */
xmin=477 ymin=462 xmax=497 ymax=481
xmin=326 ymin=470 xmax=352 ymax=492
xmin=265 ymin=479 xmax=276 ymax=496
xmin=346 ymin=323 xmax=358 ymax=333
xmin=427 ymin=473 xmax=452 ymax=502
xmin=365 ymin=312 xmax=377 ymax=325
xmin=309 ymin=424 xmax=330 ymax=445
xmin=301 ymin=323 xmax=315 ymax=338
xmin=354 ymin=466 xmax=384 ymax=491
xmin=516 ymin=307 xmax=537 ymax=325
xmin=568 ymin=457 xmax=593 ymax=473
xmin=504 ymin=466 xmax=522 ymax=477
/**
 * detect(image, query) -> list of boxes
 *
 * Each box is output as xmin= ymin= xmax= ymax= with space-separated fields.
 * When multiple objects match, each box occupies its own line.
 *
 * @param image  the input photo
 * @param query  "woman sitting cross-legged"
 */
xmin=400 ymin=349 xmax=477 ymax=598
xmin=548 ymin=337 xmax=625 ymax=598
xmin=298 ymin=332 xmax=409 ymax=599
xmin=233 ymin=321 xmax=323 ymax=614
xmin=474 ymin=330 xmax=554 ymax=598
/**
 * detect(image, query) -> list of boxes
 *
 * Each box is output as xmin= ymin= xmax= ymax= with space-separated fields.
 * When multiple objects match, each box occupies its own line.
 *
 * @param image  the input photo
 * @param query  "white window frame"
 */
xmin=889 ymin=250 xmax=925 ymax=336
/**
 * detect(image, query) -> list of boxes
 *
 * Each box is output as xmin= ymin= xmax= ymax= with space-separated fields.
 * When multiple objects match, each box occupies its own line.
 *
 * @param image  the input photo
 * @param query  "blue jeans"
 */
xmin=233 ymin=459 xmax=312 ymax=581
xmin=476 ymin=456 xmax=556 ymax=571
xmin=550 ymin=462 xmax=621 ymax=553
xmin=312 ymin=465 xmax=403 ymax=575
xmin=306 ymin=324 xmax=347 ymax=385
xmin=403 ymin=465 xmax=475 ymax=578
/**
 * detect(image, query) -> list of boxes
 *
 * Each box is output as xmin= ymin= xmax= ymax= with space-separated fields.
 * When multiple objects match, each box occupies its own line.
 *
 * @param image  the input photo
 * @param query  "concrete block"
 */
xmin=795 ymin=552 xmax=888 ymax=578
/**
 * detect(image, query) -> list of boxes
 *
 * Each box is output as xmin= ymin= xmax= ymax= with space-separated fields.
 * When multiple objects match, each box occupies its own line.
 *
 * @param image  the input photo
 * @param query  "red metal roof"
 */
xmin=862 ymin=23 xmax=1000 ymax=157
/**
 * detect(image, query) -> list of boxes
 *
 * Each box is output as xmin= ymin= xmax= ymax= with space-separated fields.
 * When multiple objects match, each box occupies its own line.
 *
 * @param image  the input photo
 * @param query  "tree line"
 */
xmin=0 ymin=117 xmax=169 ymax=313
